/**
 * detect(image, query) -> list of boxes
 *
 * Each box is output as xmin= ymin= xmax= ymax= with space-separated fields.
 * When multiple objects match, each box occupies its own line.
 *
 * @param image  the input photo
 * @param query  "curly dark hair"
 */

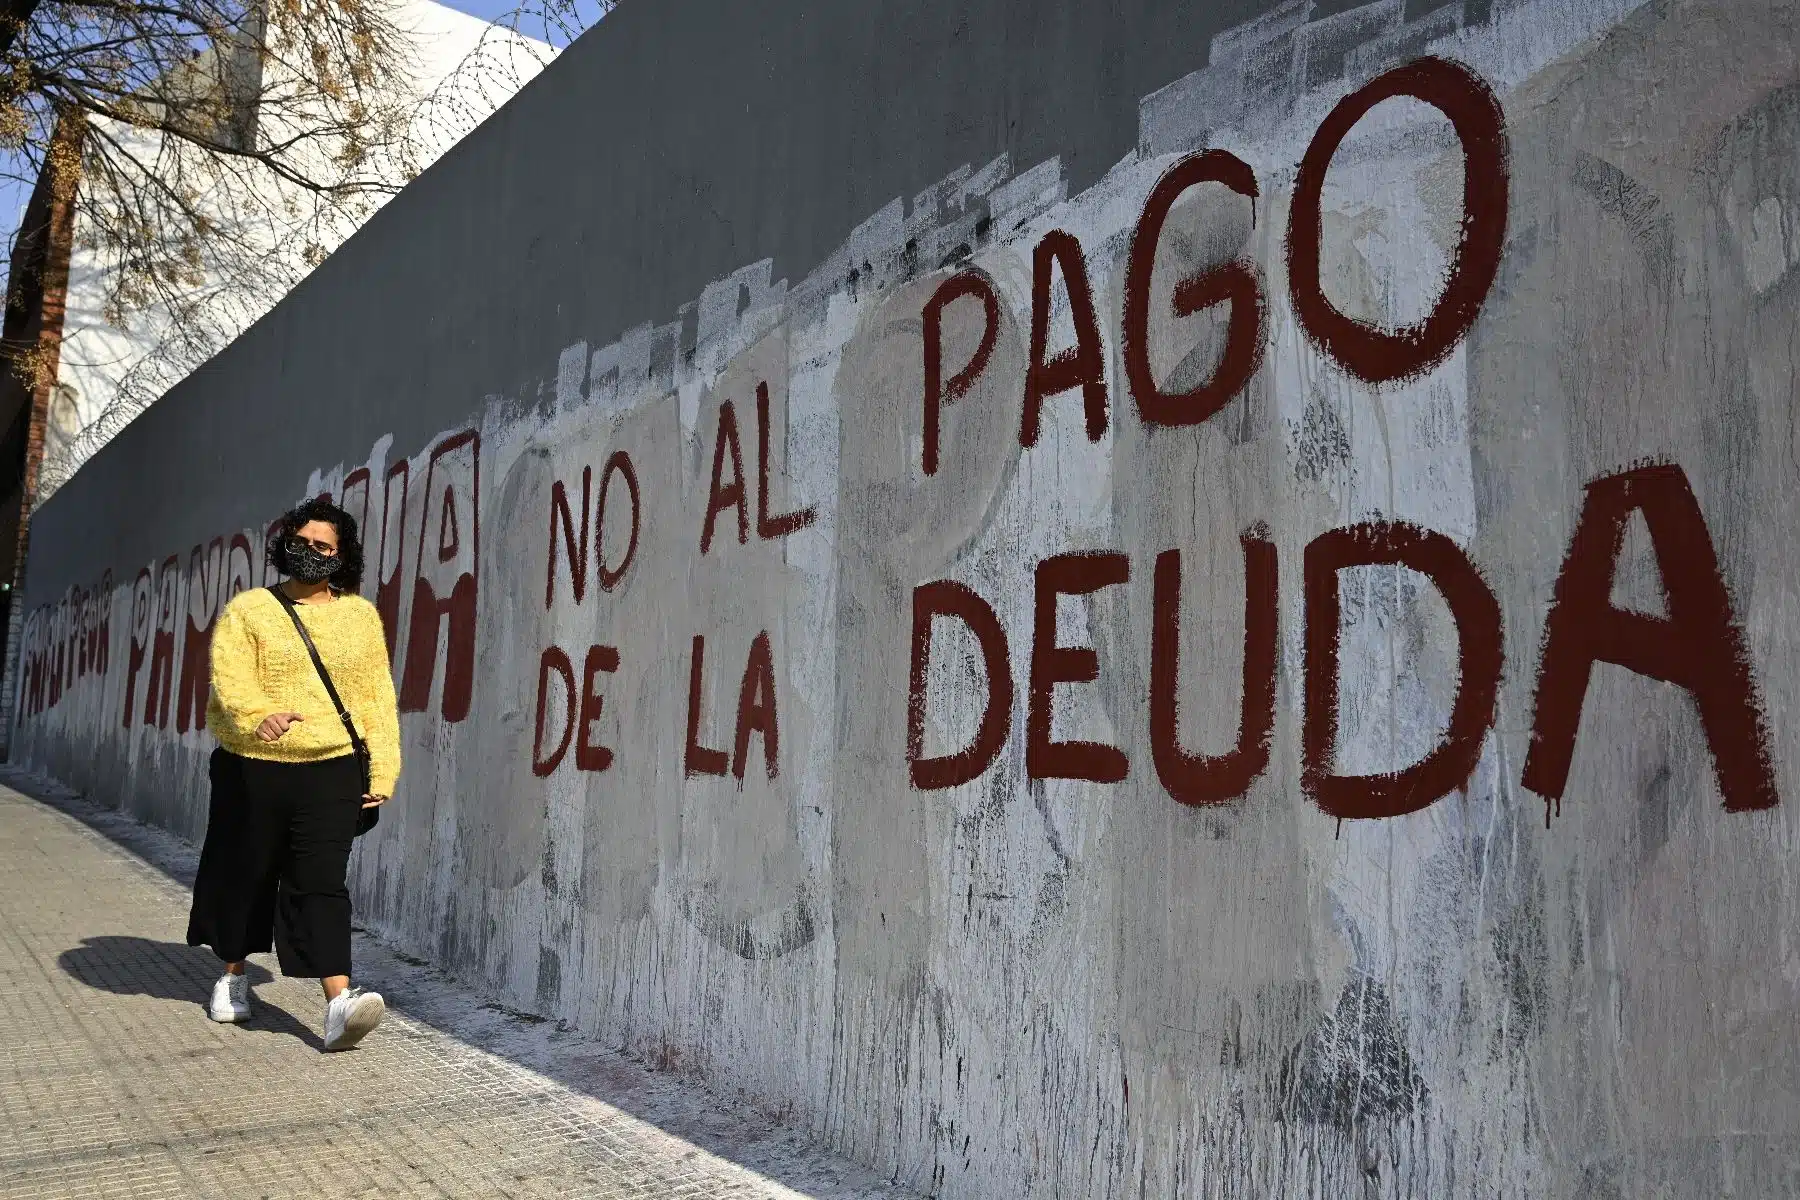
xmin=266 ymin=496 xmax=366 ymax=593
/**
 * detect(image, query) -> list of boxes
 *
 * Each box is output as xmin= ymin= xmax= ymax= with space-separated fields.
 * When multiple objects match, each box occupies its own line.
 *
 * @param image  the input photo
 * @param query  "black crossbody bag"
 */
xmin=268 ymin=586 xmax=379 ymax=836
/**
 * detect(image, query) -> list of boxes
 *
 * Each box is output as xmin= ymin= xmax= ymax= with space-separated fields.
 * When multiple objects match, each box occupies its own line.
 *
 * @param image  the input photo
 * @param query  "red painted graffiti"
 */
xmin=547 ymin=465 xmax=592 ymax=609
xmin=921 ymin=270 xmax=1001 ymax=477
xmin=1124 ymin=149 xmax=1266 ymax=427
xmin=176 ymin=538 xmax=226 ymax=735
xmin=701 ymin=401 xmax=749 ymax=554
xmin=533 ymin=643 xmax=622 ymax=776
xmin=1028 ymin=551 xmax=1130 ymax=783
xmin=375 ymin=457 xmax=410 ymax=663
xmin=705 ymin=385 xmax=813 ymax=553
xmin=684 ymin=632 xmax=784 ymax=782
xmin=141 ymin=555 xmax=181 ymax=731
xmin=121 ymin=567 xmax=152 ymax=728
xmin=919 ymin=57 xmax=1509 ymax=456
xmin=685 ymin=634 xmax=729 ymax=777
xmin=1151 ymin=533 xmax=1277 ymax=807
xmin=400 ymin=430 xmax=478 ymax=722
xmin=532 ymin=645 xmax=577 ymax=776
xmin=1303 ymin=522 xmax=1503 ymax=820
xmin=547 ymin=449 xmax=642 ymax=606
xmin=597 ymin=450 xmax=640 ymax=592
xmin=756 ymin=382 xmax=815 ymax=540
xmin=1286 ymin=56 xmax=1508 ymax=385
xmin=907 ymin=580 xmax=1013 ymax=790
xmin=1522 ymin=463 xmax=1777 ymax=817
xmin=1023 ymin=230 xmax=1109 ymax=447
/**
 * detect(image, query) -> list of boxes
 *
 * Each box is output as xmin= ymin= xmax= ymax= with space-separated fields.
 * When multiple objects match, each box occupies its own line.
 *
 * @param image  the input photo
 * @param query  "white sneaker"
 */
xmin=208 ymin=973 xmax=250 ymax=1023
xmin=323 ymin=987 xmax=385 ymax=1051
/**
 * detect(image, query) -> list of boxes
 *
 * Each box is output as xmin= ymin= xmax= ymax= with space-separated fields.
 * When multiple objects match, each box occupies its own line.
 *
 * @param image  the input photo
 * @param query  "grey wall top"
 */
xmin=28 ymin=0 xmax=1276 ymax=606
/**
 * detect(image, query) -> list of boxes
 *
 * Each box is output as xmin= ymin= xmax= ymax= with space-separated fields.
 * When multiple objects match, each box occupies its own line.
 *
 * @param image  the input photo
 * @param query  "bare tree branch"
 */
xmin=0 ymin=0 xmax=47 ymax=62
xmin=20 ymin=0 xmax=587 ymax=499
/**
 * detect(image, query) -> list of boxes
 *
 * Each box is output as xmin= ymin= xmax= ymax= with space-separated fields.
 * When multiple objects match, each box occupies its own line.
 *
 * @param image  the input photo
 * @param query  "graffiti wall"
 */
xmin=14 ymin=0 xmax=1800 ymax=1193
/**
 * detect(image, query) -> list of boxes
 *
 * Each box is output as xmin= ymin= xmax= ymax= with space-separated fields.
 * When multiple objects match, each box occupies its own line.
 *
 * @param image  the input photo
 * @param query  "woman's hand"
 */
xmin=361 ymin=794 xmax=388 ymax=809
xmin=255 ymin=712 xmax=304 ymax=742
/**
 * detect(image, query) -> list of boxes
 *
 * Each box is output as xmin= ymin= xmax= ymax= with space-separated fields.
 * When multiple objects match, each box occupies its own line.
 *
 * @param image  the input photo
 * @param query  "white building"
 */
xmin=39 ymin=0 xmax=553 ymax=498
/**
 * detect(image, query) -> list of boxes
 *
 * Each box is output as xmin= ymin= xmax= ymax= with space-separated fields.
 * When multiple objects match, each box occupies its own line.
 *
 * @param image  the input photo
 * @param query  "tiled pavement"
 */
xmin=0 ymin=776 xmax=913 ymax=1200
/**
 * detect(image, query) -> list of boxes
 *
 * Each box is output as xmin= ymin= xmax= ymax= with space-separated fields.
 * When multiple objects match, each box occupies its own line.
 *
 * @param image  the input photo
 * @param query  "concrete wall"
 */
xmin=13 ymin=0 xmax=1800 ymax=1193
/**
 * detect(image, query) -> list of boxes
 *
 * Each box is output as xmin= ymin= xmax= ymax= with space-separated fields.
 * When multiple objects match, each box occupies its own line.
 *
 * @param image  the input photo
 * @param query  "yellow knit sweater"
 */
xmin=206 ymin=588 xmax=402 ymax=796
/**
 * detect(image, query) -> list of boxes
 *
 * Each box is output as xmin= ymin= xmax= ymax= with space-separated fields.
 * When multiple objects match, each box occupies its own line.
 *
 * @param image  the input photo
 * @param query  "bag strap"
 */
xmin=267 ymin=586 xmax=368 ymax=761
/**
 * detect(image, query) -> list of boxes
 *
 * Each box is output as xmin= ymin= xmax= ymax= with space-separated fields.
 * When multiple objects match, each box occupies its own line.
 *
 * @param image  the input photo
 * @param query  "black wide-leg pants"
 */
xmin=186 ymin=749 xmax=365 ymax=978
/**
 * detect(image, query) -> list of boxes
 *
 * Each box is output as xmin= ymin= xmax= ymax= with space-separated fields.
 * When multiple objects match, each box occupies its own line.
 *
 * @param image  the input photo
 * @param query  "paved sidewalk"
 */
xmin=0 ymin=775 xmax=910 ymax=1200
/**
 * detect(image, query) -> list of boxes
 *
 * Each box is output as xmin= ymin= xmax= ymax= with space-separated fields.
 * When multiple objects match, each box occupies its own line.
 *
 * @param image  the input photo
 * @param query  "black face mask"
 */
xmin=286 ymin=538 xmax=341 ymax=583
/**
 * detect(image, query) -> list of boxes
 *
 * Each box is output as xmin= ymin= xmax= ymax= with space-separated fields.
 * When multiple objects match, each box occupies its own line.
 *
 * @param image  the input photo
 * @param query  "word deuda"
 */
xmin=909 ymin=463 xmax=1776 ymax=822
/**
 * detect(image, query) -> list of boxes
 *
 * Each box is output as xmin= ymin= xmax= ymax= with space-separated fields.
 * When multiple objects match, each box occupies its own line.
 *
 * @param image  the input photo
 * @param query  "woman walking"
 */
xmin=186 ymin=498 xmax=401 ymax=1051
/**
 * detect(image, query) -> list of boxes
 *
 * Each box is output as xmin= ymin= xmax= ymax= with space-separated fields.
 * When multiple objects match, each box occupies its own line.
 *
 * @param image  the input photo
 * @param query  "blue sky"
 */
xmin=438 ymin=0 xmax=608 ymax=48
xmin=438 ymin=0 xmax=526 ymax=23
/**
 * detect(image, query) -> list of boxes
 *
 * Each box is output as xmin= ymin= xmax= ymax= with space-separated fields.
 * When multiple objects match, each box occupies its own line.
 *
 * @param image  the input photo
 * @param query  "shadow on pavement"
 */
xmin=57 ymin=935 xmax=326 ymax=1050
xmin=6 ymin=767 xmax=911 ymax=1199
